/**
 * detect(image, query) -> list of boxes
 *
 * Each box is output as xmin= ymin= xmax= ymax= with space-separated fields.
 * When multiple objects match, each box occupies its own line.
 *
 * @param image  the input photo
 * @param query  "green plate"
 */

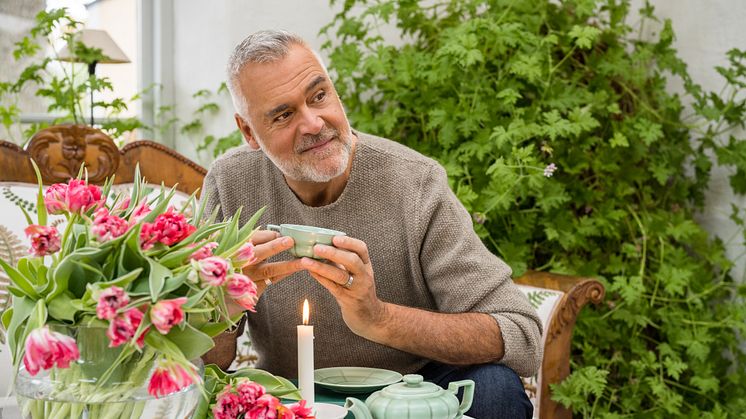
xmin=314 ymin=367 xmax=403 ymax=394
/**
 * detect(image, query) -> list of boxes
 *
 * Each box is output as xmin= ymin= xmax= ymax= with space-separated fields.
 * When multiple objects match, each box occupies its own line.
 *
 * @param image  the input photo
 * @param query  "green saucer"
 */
xmin=314 ymin=367 xmax=403 ymax=394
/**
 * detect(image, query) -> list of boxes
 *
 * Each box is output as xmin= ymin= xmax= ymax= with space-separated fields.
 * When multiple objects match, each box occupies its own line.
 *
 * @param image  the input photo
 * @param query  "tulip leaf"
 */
xmin=158 ymin=245 xmax=202 ymax=269
xmin=165 ymin=322 xmax=214 ymax=360
xmin=237 ymin=206 xmax=266 ymax=242
xmin=81 ymin=266 xmax=144 ymax=303
xmin=30 ymin=159 xmax=47 ymax=227
xmin=6 ymin=296 xmax=34 ymax=363
xmin=215 ymin=207 xmax=242 ymax=255
xmin=161 ymin=270 xmax=188 ymax=295
xmin=193 ymin=188 xmax=209 ymax=226
xmin=144 ymin=332 xmax=185 ymax=360
xmin=147 ymin=257 xmax=171 ymax=302
xmin=228 ymin=368 xmax=301 ymax=399
xmin=0 ymin=257 xmax=39 ymax=298
xmin=198 ymin=312 xmax=244 ymax=338
xmin=47 ymin=291 xmax=78 ymax=322
xmin=184 ymin=286 xmax=211 ymax=309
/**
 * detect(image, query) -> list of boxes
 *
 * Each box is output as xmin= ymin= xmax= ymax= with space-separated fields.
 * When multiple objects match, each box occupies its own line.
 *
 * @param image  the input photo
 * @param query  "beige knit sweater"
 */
xmin=202 ymin=131 xmax=542 ymax=378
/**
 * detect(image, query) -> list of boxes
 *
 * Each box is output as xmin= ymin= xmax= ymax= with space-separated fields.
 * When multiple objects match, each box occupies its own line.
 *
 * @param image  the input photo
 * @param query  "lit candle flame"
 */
xmin=302 ymin=299 xmax=310 ymax=325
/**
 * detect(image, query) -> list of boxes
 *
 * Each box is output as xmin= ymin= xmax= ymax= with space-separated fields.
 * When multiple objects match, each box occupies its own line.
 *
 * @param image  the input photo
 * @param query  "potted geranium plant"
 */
xmin=0 ymin=162 xmax=307 ymax=418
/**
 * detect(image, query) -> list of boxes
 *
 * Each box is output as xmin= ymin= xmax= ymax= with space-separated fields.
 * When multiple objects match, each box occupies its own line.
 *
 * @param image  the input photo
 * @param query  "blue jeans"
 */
xmin=417 ymin=362 xmax=533 ymax=419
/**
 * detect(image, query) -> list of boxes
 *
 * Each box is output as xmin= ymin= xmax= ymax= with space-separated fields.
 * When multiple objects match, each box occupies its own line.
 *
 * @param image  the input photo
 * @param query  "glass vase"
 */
xmin=14 ymin=325 xmax=203 ymax=419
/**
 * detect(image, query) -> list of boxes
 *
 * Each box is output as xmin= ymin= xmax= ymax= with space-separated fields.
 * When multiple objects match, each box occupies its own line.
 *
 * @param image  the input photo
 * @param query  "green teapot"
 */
xmin=344 ymin=374 xmax=474 ymax=419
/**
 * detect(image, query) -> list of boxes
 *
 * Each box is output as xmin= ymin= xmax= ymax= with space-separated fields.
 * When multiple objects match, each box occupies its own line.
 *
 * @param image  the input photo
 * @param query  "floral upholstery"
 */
xmin=0 ymin=182 xmax=191 ymax=395
xmin=516 ymin=284 xmax=564 ymax=418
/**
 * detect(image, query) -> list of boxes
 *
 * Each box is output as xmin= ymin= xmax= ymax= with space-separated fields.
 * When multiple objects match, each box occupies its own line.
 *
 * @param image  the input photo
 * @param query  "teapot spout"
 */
xmin=344 ymin=397 xmax=374 ymax=419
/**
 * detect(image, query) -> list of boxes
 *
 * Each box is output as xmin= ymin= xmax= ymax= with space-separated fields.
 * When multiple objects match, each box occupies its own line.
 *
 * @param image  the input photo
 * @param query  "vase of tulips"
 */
xmin=0 ymin=163 xmax=301 ymax=418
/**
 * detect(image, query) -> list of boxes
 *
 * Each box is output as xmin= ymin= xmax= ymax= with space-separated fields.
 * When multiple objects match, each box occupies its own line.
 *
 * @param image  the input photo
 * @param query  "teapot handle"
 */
xmin=344 ymin=397 xmax=374 ymax=419
xmin=448 ymin=379 xmax=475 ymax=419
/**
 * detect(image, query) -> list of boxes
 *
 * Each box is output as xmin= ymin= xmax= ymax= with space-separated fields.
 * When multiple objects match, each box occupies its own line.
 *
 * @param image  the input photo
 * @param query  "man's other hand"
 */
xmin=300 ymin=235 xmax=386 ymax=338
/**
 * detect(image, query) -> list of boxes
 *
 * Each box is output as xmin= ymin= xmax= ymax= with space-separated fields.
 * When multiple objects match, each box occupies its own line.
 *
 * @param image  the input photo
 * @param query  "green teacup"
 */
xmin=266 ymin=224 xmax=346 ymax=259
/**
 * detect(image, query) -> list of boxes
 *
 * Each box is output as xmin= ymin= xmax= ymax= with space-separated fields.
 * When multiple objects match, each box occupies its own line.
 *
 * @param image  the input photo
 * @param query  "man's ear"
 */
xmin=235 ymin=113 xmax=260 ymax=150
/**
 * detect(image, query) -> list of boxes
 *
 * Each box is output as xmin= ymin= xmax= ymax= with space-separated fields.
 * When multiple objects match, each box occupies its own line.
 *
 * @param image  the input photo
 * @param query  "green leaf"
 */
xmin=29 ymin=160 xmax=47 ymax=226
xmin=164 ymin=322 xmax=214 ymax=359
xmin=569 ymin=25 xmax=601 ymax=49
xmin=47 ymin=292 xmax=78 ymax=321
xmin=147 ymin=258 xmax=172 ymax=302
xmin=0 ymin=257 xmax=39 ymax=298
xmin=6 ymin=296 xmax=35 ymax=362
xmin=610 ymin=131 xmax=629 ymax=148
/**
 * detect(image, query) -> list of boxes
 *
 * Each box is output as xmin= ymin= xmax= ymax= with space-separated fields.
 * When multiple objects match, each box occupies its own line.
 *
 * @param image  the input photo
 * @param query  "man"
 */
xmin=203 ymin=29 xmax=542 ymax=418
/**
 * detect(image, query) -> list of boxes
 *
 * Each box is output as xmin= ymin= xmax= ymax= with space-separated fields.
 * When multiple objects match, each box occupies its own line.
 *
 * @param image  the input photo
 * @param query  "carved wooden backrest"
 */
xmin=0 ymin=124 xmax=206 ymax=196
xmin=515 ymin=271 xmax=605 ymax=419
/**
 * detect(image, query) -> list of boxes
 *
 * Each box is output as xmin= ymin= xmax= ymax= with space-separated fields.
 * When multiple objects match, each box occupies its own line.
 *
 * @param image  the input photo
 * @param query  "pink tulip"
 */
xmin=107 ymin=308 xmax=144 ymax=348
xmin=91 ymin=208 xmax=129 ymax=242
xmin=115 ymin=196 xmax=131 ymax=212
xmin=96 ymin=286 xmax=130 ymax=320
xmin=197 ymin=256 xmax=230 ymax=286
xmin=24 ymin=224 xmax=61 ymax=257
xmin=130 ymin=200 xmax=152 ymax=223
xmin=22 ymin=327 xmax=80 ymax=376
xmin=140 ymin=222 xmax=160 ymax=250
xmin=288 ymin=400 xmax=313 ymax=418
xmin=65 ymin=179 xmax=102 ymax=213
xmin=236 ymin=379 xmax=265 ymax=407
xmin=44 ymin=183 xmax=68 ymax=214
xmin=232 ymin=242 xmax=257 ymax=267
xmin=213 ymin=390 xmax=243 ymax=419
xmin=245 ymin=394 xmax=281 ymax=419
xmin=147 ymin=359 xmax=195 ymax=398
xmin=225 ymin=274 xmax=258 ymax=312
xmin=150 ymin=297 xmax=187 ymax=334
xmin=189 ymin=241 xmax=219 ymax=262
xmin=151 ymin=207 xmax=196 ymax=246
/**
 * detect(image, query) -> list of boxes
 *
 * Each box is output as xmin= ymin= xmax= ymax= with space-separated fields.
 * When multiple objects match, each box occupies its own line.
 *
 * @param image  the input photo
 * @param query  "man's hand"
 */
xmin=225 ymin=230 xmax=304 ymax=317
xmin=300 ymin=235 xmax=387 ymax=337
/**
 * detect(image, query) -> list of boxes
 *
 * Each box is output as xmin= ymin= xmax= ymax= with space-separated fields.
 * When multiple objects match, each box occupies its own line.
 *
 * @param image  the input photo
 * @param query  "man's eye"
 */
xmin=313 ymin=91 xmax=326 ymax=102
xmin=274 ymin=111 xmax=292 ymax=122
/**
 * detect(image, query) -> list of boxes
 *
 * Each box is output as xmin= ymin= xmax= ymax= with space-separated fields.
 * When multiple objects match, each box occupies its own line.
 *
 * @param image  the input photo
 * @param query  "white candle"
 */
xmin=297 ymin=299 xmax=315 ymax=410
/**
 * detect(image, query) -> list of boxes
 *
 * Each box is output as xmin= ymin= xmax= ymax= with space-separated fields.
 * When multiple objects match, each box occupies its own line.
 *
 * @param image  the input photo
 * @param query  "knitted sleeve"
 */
xmin=416 ymin=163 xmax=543 ymax=377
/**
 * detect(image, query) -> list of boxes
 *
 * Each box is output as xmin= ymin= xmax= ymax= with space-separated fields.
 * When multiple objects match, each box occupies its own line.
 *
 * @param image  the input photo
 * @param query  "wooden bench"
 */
xmin=0 ymin=124 xmax=605 ymax=418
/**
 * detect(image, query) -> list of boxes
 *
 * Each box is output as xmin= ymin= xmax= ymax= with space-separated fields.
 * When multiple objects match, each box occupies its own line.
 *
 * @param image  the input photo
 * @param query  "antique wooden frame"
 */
xmin=0 ymin=124 xmax=206 ymax=195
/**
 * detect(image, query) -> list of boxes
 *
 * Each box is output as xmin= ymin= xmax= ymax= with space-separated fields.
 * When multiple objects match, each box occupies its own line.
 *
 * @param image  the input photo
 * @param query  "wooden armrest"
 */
xmin=515 ymin=270 xmax=605 ymax=419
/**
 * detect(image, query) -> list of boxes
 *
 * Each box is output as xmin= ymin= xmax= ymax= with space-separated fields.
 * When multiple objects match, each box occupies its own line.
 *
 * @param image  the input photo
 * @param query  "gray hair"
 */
xmin=226 ymin=30 xmax=324 ymax=120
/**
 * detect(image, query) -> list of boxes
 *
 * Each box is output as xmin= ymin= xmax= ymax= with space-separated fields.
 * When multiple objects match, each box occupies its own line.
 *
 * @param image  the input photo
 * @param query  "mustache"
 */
xmin=296 ymin=126 xmax=339 ymax=152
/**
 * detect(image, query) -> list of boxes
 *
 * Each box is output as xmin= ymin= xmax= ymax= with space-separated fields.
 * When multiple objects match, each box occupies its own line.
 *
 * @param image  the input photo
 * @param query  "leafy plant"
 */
xmin=322 ymin=0 xmax=746 ymax=416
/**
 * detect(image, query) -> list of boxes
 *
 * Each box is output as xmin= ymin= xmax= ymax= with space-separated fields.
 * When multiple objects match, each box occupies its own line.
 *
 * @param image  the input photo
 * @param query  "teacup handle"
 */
xmin=266 ymin=224 xmax=281 ymax=234
xmin=448 ymin=379 xmax=475 ymax=419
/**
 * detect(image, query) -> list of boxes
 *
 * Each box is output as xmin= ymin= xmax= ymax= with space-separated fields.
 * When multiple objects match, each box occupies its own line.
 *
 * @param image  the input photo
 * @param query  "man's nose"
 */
xmin=297 ymin=106 xmax=324 ymax=136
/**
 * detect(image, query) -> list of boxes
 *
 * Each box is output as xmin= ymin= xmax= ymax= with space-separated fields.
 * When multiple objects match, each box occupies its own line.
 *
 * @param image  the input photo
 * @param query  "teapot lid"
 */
xmin=381 ymin=374 xmax=444 ymax=398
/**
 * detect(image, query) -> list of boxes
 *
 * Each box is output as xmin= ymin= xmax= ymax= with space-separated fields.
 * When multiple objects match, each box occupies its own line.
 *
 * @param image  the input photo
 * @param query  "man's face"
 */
xmin=234 ymin=44 xmax=354 ymax=183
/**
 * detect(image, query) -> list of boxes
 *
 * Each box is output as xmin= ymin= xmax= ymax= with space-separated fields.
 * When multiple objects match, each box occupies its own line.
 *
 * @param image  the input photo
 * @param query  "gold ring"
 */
xmin=343 ymin=275 xmax=354 ymax=288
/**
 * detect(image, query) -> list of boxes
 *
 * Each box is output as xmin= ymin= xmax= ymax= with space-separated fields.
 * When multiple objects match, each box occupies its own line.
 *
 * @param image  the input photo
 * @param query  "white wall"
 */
xmin=168 ymin=0 xmax=746 ymax=279
xmin=638 ymin=0 xmax=746 ymax=281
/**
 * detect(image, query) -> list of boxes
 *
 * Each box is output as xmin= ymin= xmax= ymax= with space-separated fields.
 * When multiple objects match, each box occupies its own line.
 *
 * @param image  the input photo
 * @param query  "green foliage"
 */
xmin=322 ymin=0 xmax=746 ymax=416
